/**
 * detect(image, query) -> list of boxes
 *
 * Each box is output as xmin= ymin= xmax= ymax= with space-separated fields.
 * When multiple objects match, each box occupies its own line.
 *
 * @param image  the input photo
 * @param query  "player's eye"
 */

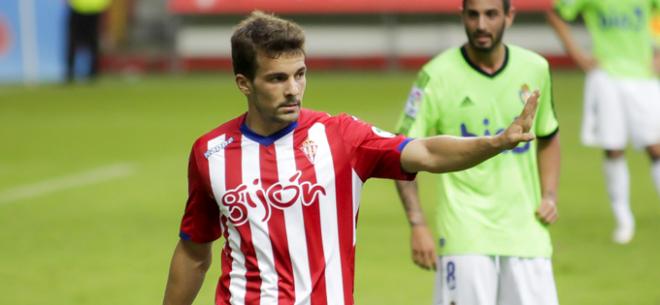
xmin=269 ymin=75 xmax=288 ymax=82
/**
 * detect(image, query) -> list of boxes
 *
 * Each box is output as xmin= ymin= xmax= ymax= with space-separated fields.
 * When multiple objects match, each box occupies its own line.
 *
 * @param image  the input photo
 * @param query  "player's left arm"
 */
xmin=535 ymin=69 xmax=561 ymax=225
xmin=536 ymin=133 xmax=561 ymax=224
xmin=163 ymin=239 xmax=213 ymax=305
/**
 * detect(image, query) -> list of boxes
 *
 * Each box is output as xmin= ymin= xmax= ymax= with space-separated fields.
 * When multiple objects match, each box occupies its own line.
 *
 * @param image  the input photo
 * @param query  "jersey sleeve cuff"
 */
xmin=397 ymin=137 xmax=414 ymax=152
xmin=537 ymin=127 xmax=559 ymax=140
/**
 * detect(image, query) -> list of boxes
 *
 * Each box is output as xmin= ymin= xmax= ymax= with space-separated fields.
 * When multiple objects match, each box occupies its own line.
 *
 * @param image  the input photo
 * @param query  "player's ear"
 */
xmin=235 ymin=74 xmax=253 ymax=96
xmin=505 ymin=7 xmax=516 ymax=28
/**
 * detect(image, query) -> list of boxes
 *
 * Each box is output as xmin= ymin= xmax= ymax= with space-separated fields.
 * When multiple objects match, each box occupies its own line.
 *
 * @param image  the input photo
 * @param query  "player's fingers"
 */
xmin=414 ymin=248 xmax=433 ymax=270
xmin=546 ymin=210 xmax=559 ymax=224
xmin=543 ymin=212 xmax=557 ymax=224
xmin=426 ymin=250 xmax=438 ymax=271
xmin=536 ymin=208 xmax=549 ymax=222
xmin=537 ymin=203 xmax=550 ymax=215
xmin=522 ymin=91 xmax=540 ymax=118
xmin=519 ymin=92 xmax=539 ymax=128
xmin=423 ymin=251 xmax=433 ymax=270
xmin=412 ymin=249 xmax=421 ymax=265
xmin=413 ymin=249 xmax=428 ymax=269
xmin=537 ymin=207 xmax=557 ymax=224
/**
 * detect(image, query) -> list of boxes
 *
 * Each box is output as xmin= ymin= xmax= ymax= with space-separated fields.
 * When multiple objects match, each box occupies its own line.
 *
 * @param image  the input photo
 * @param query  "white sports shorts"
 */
xmin=433 ymin=255 xmax=559 ymax=305
xmin=581 ymin=69 xmax=660 ymax=150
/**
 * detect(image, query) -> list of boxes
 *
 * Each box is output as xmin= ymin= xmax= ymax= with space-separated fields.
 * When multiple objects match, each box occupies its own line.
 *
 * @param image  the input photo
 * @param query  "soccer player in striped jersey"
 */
xmin=394 ymin=0 xmax=561 ymax=304
xmin=162 ymin=11 xmax=540 ymax=305
xmin=547 ymin=0 xmax=660 ymax=244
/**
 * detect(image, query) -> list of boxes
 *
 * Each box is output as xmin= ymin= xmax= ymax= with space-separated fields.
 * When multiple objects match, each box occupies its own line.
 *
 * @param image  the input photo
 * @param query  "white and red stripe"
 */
xmin=180 ymin=109 xmax=415 ymax=305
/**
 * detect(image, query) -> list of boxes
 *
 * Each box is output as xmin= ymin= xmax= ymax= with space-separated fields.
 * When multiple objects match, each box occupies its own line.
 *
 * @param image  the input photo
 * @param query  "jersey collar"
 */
xmin=460 ymin=45 xmax=509 ymax=78
xmin=240 ymin=119 xmax=298 ymax=146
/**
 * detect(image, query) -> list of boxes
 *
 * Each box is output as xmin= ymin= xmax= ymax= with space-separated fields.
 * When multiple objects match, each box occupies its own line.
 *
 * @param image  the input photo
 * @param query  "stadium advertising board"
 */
xmin=0 ymin=1 xmax=23 ymax=82
xmin=0 ymin=0 xmax=67 ymax=84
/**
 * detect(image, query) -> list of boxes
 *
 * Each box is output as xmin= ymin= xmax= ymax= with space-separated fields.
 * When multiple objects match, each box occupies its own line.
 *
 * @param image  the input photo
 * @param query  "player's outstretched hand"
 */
xmin=498 ymin=90 xmax=539 ymax=150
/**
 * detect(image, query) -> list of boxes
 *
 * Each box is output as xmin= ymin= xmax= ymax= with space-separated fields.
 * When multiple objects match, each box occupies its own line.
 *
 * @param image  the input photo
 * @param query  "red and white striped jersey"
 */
xmin=179 ymin=109 xmax=415 ymax=305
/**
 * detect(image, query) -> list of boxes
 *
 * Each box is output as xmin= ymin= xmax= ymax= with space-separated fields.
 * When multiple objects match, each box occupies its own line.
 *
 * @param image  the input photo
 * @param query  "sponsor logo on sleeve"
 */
xmin=404 ymin=86 xmax=424 ymax=118
xmin=204 ymin=136 xmax=234 ymax=158
xmin=371 ymin=126 xmax=395 ymax=138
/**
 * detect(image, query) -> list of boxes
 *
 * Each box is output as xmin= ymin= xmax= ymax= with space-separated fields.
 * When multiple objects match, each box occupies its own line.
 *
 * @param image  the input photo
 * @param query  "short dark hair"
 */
xmin=463 ymin=0 xmax=511 ymax=13
xmin=231 ymin=11 xmax=306 ymax=80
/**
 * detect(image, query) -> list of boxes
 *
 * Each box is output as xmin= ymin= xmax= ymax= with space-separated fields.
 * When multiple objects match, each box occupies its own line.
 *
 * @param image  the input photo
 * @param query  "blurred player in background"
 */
xmin=66 ymin=0 xmax=111 ymax=82
xmin=162 ymin=11 xmax=542 ymax=305
xmin=547 ymin=0 xmax=660 ymax=244
xmin=652 ymin=10 xmax=660 ymax=73
xmin=394 ymin=0 xmax=561 ymax=304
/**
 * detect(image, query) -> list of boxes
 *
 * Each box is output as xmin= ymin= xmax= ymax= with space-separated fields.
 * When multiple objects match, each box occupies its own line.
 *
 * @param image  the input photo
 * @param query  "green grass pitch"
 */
xmin=0 ymin=70 xmax=659 ymax=305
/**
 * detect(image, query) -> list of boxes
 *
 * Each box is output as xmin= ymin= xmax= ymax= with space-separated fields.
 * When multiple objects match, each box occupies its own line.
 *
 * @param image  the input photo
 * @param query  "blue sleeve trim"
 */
xmin=179 ymin=231 xmax=191 ymax=241
xmin=397 ymin=137 xmax=414 ymax=152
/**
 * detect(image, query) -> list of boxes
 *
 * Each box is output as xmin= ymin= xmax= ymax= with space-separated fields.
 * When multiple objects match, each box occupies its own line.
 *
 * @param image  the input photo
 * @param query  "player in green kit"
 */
xmin=394 ymin=0 xmax=561 ymax=304
xmin=547 ymin=0 xmax=660 ymax=244
xmin=652 ymin=10 xmax=660 ymax=73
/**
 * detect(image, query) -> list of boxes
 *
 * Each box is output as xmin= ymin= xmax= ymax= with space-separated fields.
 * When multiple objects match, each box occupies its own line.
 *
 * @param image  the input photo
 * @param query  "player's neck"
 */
xmin=244 ymin=112 xmax=291 ymax=137
xmin=464 ymin=44 xmax=507 ymax=74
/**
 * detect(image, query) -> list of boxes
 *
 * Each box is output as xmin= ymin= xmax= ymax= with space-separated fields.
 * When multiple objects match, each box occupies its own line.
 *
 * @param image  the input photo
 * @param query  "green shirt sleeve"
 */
xmin=534 ymin=67 xmax=559 ymax=138
xmin=555 ymin=0 xmax=588 ymax=21
xmin=395 ymin=70 xmax=437 ymax=138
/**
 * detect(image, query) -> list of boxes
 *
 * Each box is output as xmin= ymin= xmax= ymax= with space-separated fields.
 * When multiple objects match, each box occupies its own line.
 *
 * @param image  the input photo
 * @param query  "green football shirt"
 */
xmin=555 ymin=0 xmax=660 ymax=79
xmin=396 ymin=45 xmax=558 ymax=258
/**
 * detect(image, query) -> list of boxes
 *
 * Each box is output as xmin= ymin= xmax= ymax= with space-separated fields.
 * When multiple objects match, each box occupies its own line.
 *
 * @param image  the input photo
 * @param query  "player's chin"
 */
xmin=473 ymin=42 xmax=493 ymax=52
xmin=277 ymin=110 xmax=300 ymax=123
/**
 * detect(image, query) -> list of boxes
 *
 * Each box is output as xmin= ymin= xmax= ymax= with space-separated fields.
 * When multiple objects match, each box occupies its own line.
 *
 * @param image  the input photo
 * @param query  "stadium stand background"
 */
xmin=0 ymin=0 xmax=593 ymax=83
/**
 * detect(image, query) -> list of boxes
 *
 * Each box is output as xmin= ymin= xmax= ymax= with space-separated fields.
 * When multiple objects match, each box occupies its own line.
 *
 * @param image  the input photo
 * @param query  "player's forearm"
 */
xmin=163 ymin=241 xmax=212 ymax=305
xmin=394 ymin=179 xmax=427 ymax=227
xmin=401 ymin=135 xmax=504 ymax=173
xmin=545 ymin=10 xmax=588 ymax=64
xmin=537 ymin=133 xmax=561 ymax=201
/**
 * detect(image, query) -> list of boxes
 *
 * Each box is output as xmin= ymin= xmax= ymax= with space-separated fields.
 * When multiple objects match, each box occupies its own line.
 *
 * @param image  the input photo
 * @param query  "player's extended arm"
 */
xmin=536 ymin=133 xmax=561 ymax=224
xmin=163 ymin=239 xmax=213 ymax=305
xmin=401 ymin=91 xmax=539 ymax=173
xmin=545 ymin=10 xmax=597 ymax=71
xmin=394 ymin=179 xmax=437 ymax=270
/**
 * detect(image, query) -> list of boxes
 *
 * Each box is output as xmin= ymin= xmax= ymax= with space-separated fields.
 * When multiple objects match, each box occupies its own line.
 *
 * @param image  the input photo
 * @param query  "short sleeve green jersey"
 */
xmin=396 ymin=45 xmax=558 ymax=258
xmin=555 ymin=0 xmax=659 ymax=79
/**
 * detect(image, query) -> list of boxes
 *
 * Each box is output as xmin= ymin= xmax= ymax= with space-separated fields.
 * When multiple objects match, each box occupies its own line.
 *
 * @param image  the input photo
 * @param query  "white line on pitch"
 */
xmin=0 ymin=163 xmax=137 ymax=205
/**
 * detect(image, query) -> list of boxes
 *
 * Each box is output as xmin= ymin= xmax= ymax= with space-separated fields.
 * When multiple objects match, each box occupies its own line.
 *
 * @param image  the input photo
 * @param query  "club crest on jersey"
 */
xmin=519 ymin=84 xmax=532 ymax=105
xmin=221 ymin=171 xmax=326 ymax=225
xmin=300 ymin=138 xmax=318 ymax=164
xmin=204 ymin=137 xmax=234 ymax=159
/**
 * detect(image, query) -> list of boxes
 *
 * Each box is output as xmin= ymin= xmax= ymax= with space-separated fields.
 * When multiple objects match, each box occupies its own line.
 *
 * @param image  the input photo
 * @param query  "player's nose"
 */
xmin=285 ymin=78 xmax=301 ymax=96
